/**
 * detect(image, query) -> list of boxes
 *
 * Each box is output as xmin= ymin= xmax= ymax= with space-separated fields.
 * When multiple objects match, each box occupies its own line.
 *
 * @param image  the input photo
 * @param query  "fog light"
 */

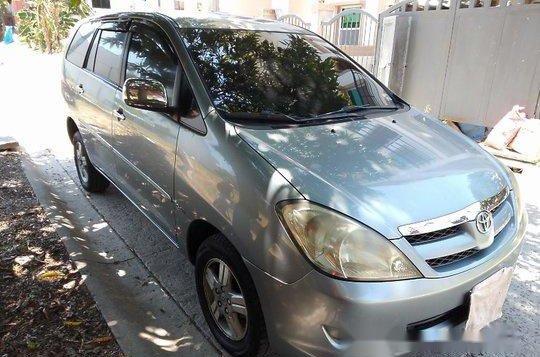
xmin=322 ymin=325 xmax=352 ymax=349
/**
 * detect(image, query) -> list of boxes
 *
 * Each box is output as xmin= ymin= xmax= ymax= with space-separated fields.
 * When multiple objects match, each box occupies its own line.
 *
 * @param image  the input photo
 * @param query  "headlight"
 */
xmin=277 ymin=201 xmax=422 ymax=281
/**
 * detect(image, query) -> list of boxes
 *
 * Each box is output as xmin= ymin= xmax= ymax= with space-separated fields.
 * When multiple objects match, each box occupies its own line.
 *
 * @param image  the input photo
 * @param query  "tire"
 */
xmin=195 ymin=234 xmax=269 ymax=357
xmin=72 ymin=131 xmax=109 ymax=193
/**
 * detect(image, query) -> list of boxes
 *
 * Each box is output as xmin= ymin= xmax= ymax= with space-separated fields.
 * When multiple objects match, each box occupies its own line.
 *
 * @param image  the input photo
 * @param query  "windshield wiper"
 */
xmin=223 ymin=111 xmax=307 ymax=124
xmin=314 ymin=104 xmax=400 ymax=119
xmin=260 ymin=110 xmax=307 ymax=122
xmin=223 ymin=105 xmax=400 ymax=126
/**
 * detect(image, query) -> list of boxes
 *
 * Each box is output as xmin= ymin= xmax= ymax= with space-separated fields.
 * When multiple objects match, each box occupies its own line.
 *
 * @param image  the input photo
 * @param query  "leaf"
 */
xmin=89 ymin=336 xmax=113 ymax=344
xmin=26 ymin=340 xmax=39 ymax=350
xmin=38 ymin=270 xmax=65 ymax=281
xmin=64 ymin=320 xmax=83 ymax=327
xmin=16 ymin=0 xmax=89 ymax=53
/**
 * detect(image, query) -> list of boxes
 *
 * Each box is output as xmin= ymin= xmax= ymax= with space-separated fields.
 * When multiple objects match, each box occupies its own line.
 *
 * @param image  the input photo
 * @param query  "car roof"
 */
xmin=95 ymin=11 xmax=311 ymax=34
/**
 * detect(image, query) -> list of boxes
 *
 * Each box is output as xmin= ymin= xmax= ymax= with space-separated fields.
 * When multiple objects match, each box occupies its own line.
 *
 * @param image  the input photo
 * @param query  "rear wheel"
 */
xmin=72 ymin=131 xmax=109 ymax=193
xmin=195 ymin=234 xmax=269 ymax=357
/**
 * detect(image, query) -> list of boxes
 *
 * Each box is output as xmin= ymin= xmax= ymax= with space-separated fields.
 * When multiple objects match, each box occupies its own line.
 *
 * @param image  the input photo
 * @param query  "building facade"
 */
xmin=87 ymin=0 xmax=397 ymax=22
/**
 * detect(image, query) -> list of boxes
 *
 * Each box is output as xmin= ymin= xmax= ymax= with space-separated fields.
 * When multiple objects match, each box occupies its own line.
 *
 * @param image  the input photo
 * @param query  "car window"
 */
xmin=179 ymin=74 xmax=201 ymax=118
xmin=66 ymin=22 xmax=98 ymax=68
xmin=93 ymin=30 xmax=127 ymax=85
xmin=92 ymin=0 xmax=110 ymax=8
xmin=125 ymin=30 xmax=178 ymax=99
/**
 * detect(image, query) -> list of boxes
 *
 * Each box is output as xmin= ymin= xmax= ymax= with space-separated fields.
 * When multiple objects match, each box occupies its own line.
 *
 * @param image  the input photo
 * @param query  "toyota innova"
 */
xmin=61 ymin=12 xmax=527 ymax=357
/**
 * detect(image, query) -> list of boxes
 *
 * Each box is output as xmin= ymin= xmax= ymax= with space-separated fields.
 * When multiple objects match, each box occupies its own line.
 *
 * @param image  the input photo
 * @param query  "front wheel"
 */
xmin=72 ymin=132 xmax=109 ymax=193
xmin=195 ymin=234 xmax=269 ymax=357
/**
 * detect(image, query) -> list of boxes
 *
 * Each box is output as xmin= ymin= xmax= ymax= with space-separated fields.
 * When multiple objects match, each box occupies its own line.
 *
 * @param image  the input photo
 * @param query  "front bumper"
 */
xmin=246 ymin=212 xmax=527 ymax=357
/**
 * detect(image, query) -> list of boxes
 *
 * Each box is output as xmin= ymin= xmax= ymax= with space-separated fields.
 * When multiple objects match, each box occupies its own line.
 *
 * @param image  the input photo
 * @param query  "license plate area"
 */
xmin=465 ymin=267 xmax=514 ymax=334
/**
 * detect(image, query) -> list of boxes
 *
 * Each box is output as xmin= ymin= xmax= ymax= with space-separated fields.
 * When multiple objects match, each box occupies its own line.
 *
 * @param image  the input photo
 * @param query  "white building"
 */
xmin=88 ymin=0 xmax=397 ymax=24
xmin=88 ymin=0 xmax=389 ymax=70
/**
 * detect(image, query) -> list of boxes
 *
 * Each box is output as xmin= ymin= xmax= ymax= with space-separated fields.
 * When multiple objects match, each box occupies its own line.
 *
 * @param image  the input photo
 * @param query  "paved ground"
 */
xmin=1 ymin=41 xmax=538 ymax=357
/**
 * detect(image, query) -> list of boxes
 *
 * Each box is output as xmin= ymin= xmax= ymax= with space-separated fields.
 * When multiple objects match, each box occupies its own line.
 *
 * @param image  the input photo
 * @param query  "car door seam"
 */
xmin=111 ymin=143 xmax=172 ymax=201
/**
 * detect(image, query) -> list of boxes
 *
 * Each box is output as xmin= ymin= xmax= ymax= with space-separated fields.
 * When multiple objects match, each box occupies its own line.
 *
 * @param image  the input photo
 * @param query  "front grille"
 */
xmin=426 ymin=248 xmax=478 ymax=268
xmin=400 ymin=188 xmax=512 ymax=273
xmin=405 ymin=225 xmax=460 ymax=245
xmin=405 ymin=192 xmax=506 ymax=247
xmin=490 ymin=199 xmax=504 ymax=215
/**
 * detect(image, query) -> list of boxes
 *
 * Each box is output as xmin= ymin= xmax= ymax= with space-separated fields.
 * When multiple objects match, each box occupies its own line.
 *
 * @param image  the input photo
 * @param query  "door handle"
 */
xmin=113 ymin=108 xmax=125 ymax=121
xmin=77 ymin=84 xmax=84 ymax=95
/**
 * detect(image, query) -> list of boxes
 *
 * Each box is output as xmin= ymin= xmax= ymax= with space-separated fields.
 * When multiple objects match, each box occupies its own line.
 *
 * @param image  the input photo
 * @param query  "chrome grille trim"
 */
xmin=493 ymin=201 xmax=512 ymax=236
xmin=398 ymin=186 xmax=509 ymax=236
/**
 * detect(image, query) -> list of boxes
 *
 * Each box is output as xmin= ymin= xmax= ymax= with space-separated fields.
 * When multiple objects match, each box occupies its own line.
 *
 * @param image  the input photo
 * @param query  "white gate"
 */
xmin=320 ymin=9 xmax=378 ymax=71
xmin=276 ymin=14 xmax=311 ymax=30
xmin=277 ymin=9 xmax=378 ymax=72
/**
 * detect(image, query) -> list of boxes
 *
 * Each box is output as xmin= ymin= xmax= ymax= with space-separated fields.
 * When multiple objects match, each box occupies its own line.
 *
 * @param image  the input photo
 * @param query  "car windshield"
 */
xmin=181 ymin=28 xmax=400 ymax=122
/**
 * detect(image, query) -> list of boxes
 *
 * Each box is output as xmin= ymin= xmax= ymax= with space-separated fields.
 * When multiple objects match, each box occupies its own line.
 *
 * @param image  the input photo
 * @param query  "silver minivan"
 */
xmin=62 ymin=11 xmax=527 ymax=357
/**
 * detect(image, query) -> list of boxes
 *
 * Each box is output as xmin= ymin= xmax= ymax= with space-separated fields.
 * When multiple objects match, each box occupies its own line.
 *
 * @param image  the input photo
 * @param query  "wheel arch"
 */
xmin=67 ymin=117 xmax=78 ymax=143
xmin=186 ymin=219 xmax=222 ymax=264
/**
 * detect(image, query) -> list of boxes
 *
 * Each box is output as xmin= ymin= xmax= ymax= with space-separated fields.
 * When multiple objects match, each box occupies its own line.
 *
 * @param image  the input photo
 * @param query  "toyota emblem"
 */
xmin=476 ymin=210 xmax=493 ymax=234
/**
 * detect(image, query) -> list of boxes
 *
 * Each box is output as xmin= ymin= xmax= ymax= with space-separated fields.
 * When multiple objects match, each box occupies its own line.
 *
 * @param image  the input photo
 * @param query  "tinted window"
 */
xmin=182 ymin=29 xmax=396 ymax=119
xmin=92 ymin=0 xmax=111 ymax=8
xmin=93 ymin=30 xmax=127 ymax=85
xmin=125 ymin=30 xmax=177 ymax=99
xmin=66 ymin=22 xmax=98 ymax=67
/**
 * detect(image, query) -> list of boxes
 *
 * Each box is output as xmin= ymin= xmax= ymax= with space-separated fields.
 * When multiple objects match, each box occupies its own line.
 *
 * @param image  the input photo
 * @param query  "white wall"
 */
xmin=90 ymin=0 xmax=395 ymax=19
xmin=381 ymin=2 xmax=540 ymax=125
xmin=218 ymin=0 xmax=274 ymax=17
xmin=89 ymin=0 xmax=175 ymax=13
xmin=289 ymin=1 xmax=315 ymax=19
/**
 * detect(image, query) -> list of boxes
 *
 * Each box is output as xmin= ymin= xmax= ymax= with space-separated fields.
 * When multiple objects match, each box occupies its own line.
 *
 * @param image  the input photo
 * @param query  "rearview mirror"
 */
xmin=123 ymin=78 xmax=168 ymax=110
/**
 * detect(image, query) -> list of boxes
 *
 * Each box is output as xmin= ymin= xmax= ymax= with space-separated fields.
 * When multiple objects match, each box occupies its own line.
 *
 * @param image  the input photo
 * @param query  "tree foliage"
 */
xmin=17 ymin=0 xmax=90 ymax=53
xmin=183 ymin=29 xmax=350 ymax=116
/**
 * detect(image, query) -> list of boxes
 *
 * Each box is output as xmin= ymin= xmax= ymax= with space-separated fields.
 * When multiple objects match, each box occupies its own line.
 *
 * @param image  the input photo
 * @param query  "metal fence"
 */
xmin=319 ymin=9 xmax=378 ymax=71
xmin=375 ymin=0 xmax=540 ymax=126
xmin=277 ymin=9 xmax=378 ymax=72
xmin=276 ymin=14 xmax=311 ymax=30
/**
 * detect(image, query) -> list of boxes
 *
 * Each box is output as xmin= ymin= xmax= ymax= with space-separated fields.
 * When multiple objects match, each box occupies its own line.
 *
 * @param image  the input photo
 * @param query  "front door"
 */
xmin=75 ymin=25 xmax=127 ymax=176
xmin=111 ymin=22 xmax=180 ymax=238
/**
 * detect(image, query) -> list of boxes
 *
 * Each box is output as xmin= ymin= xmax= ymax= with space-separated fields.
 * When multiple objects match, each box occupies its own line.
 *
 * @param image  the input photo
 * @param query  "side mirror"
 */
xmin=122 ymin=78 xmax=168 ymax=110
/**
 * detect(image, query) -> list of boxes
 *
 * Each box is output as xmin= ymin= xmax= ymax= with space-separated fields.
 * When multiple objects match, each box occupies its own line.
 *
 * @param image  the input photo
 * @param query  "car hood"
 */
xmin=235 ymin=109 xmax=509 ymax=239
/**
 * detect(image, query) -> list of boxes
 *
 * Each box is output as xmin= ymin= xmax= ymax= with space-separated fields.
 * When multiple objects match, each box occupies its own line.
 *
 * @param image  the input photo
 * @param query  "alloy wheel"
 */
xmin=75 ymin=141 xmax=89 ymax=184
xmin=202 ymin=258 xmax=248 ymax=341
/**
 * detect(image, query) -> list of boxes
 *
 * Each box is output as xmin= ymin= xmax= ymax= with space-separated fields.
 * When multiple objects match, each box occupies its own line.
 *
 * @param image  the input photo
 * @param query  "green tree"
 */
xmin=17 ymin=0 xmax=90 ymax=53
xmin=183 ymin=29 xmax=350 ymax=117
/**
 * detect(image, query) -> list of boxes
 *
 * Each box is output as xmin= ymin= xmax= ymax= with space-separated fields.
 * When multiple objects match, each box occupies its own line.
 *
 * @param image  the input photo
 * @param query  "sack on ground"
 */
xmin=3 ymin=26 xmax=14 ymax=44
xmin=484 ymin=105 xmax=527 ymax=150
xmin=509 ymin=119 xmax=540 ymax=159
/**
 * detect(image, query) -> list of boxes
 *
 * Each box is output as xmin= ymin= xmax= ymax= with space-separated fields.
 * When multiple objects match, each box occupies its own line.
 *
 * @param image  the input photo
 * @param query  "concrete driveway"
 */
xmin=1 ymin=42 xmax=538 ymax=357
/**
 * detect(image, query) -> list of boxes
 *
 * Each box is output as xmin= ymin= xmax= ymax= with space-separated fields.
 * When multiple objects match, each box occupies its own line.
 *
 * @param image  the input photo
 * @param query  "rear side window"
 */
xmin=93 ymin=30 xmax=127 ymax=85
xmin=125 ymin=30 xmax=178 ymax=98
xmin=66 ymin=22 xmax=98 ymax=67
xmin=92 ymin=0 xmax=111 ymax=8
